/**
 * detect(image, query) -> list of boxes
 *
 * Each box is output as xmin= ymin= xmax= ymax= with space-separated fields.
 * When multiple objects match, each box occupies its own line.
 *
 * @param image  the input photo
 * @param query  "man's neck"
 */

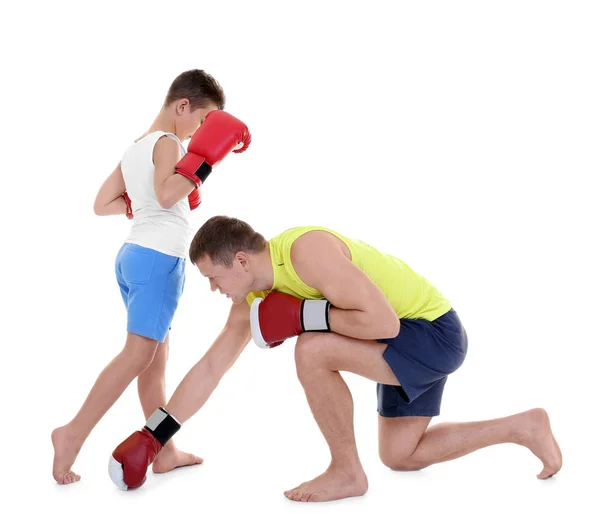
xmin=252 ymin=244 xmax=274 ymax=291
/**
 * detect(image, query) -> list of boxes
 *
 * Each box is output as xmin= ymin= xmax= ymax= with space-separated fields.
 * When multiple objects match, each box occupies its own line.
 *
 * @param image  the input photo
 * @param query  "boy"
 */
xmin=52 ymin=71 xmax=251 ymax=485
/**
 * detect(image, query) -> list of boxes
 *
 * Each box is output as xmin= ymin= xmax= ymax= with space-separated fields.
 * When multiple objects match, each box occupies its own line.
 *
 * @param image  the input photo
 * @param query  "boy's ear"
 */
xmin=175 ymin=98 xmax=190 ymax=115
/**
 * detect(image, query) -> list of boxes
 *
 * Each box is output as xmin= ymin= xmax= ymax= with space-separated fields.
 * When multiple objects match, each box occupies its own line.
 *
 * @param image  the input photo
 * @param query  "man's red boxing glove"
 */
xmin=249 ymin=292 xmax=332 ymax=349
xmin=108 ymin=407 xmax=181 ymax=490
xmin=188 ymin=187 xmax=201 ymax=210
xmin=176 ymin=110 xmax=251 ymax=187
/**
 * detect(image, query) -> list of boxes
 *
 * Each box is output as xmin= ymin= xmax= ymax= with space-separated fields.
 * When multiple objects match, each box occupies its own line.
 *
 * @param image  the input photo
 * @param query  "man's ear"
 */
xmin=236 ymin=252 xmax=250 ymax=270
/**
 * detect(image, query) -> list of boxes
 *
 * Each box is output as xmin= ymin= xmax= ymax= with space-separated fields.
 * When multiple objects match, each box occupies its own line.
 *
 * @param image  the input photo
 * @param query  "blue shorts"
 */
xmin=115 ymin=243 xmax=186 ymax=343
xmin=376 ymin=309 xmax=468 ymax=417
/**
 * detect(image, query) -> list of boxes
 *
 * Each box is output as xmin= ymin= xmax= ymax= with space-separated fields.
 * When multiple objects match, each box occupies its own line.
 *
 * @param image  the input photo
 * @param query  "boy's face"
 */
xmin=176 ymin=100 xmax=219 ymax=140
xmin=196 ymin=254 xmax=254 ymax=304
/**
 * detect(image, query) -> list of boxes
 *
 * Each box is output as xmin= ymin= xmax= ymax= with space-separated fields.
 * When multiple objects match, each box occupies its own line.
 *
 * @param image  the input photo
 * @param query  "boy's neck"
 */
xmin=146 ymin=108 xmax=177 ymax=137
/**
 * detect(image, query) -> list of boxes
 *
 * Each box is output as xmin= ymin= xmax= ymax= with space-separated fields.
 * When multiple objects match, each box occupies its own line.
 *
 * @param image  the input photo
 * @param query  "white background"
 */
xmin=1 ymin=0 xmax=598 ymax=521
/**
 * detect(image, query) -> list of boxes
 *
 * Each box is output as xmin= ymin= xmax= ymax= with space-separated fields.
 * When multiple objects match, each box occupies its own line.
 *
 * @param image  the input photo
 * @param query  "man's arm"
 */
xmin=165 ymin=300 xmax=252 ymax=423
xmin=153 ymin=136 xmax=196 ymax=209
xmin=93 ymin=163 xmax=129 ymax=216
xmin=109 ymin=300 xmax=252 ymax=490
xmin=291 ymin=231 xmax=400 ymax=340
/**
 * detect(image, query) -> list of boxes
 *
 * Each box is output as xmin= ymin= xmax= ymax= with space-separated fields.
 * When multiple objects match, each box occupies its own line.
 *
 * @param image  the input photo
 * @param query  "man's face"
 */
xmin=196 ymin=254 xmax=251 ymax=304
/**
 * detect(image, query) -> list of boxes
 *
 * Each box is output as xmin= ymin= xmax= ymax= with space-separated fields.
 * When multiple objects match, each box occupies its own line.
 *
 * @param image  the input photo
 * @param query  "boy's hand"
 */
xmin=175 ymin=110 xmax=251 ymax=186
xmin=188 ymin=187 xmax=201 ymax=210
xmin=122 ymin=192 xmax=133 ymax=219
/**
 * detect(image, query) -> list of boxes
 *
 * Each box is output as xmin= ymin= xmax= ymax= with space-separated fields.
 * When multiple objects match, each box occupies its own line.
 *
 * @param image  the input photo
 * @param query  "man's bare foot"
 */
xmin=517 ymin=408 xmax=562 ymax=479
xmin=152 ymin=443 xmax=204 ymax=474
xmin=284 ymin=464 xmax=368 ymax=502
xmin=52 ymin=425 xmax=83 ymax=485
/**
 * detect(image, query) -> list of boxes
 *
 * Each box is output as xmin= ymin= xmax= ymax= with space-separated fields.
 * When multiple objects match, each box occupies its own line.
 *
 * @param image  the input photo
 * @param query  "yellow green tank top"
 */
xmin=246 ymin=226 xmax=451 ymax=321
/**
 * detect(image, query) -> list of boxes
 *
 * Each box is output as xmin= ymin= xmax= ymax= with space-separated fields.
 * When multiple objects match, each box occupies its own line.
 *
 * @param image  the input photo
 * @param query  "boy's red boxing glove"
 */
xmin=176 ymin=110 xmax=251 ymax=187
xmin=188 ymin=187 xmax=201 ymax=210
xmin=122 ymin=192 xmax=133 ymax=219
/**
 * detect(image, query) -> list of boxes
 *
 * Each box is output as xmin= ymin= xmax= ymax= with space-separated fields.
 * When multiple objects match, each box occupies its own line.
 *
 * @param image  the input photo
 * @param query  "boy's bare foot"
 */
xmin=152 ymin=443 xmax=204 ymax=474
xmin=52 ymin=425 xmax=83 ymax=485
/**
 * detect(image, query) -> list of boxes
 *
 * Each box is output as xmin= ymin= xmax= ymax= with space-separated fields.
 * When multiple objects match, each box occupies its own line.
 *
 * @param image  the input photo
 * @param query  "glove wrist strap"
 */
xmin=144 ymin=407 xmax=181 ymax=446
xmin=194 ymin=161 xmax=212 ymax=184
xmin=301 ymin=300 xmax=331 ymax=332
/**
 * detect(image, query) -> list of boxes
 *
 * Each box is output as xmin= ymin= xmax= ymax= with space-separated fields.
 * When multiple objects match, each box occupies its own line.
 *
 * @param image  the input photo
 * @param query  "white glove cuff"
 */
xmin=301 ymin=300 xmax=331 ymax=331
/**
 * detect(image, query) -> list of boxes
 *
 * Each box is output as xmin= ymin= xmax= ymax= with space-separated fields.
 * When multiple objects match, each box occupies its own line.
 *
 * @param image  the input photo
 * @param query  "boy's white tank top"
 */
xmin=121 ymin=131 xmax=191 ymax=258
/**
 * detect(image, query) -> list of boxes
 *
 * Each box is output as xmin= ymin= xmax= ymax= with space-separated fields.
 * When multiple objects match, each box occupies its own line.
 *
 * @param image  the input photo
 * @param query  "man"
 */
xmin=109 ymin=216 xmax=562 ymax=502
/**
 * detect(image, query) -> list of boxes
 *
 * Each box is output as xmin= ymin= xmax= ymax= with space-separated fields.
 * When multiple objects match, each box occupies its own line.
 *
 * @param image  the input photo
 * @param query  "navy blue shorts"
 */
xmin=376 ymin=309 xmax=468 ymax=417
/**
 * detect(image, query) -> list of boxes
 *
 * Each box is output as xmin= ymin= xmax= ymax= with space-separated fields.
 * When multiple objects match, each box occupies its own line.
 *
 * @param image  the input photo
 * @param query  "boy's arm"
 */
xmin=165 ymin=300 xmax=252 ymax=422
xmin=93 ymin=163 xmax=129 ymax=216
xmin=153 ymin=136 xmax=196 ymax=209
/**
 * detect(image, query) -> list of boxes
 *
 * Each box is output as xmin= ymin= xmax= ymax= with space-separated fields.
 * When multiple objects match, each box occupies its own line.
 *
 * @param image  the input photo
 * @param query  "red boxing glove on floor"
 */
xmin=108 ymin=407 xmax=181 ymax=490
xmin=250 ymin=291 xmax=331 ymax=348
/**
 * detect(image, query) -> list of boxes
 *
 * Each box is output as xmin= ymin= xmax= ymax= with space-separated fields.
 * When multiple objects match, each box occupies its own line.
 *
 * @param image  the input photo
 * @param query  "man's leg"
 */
xmin=136 ymin=333 xmax=203 ymax=473
xmin=51 ymin=333 xmax=159 ymax=485
xmin=285 ymin=332 xmax=399 ymax=502
xmin=286 ymin=332 xmax=562 ymax=502
xmin=378 ymin=408 xmax=562 ymax=479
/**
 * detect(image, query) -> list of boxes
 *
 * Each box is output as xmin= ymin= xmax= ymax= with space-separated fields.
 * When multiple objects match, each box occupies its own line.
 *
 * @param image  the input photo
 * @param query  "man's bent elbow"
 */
xmin=378 ymin=310 xmax=400 ymax=339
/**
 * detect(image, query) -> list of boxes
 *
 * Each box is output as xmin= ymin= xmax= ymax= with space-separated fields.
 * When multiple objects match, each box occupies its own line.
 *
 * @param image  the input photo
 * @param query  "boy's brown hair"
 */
xmin=164 ymin=69 xmax=225 ymax=111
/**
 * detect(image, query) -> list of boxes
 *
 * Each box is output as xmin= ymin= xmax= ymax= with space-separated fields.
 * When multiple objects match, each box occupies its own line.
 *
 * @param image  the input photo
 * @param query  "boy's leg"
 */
xmin=52 ymin=333 xmax=159 ymax=484
xmin=136 ymin=333 xmax=203 ymax=473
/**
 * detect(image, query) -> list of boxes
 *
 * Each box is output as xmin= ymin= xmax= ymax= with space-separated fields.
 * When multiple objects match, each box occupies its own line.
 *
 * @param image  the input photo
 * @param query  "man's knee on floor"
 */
xmin=379 ymin=445 xmax=425 ymax=471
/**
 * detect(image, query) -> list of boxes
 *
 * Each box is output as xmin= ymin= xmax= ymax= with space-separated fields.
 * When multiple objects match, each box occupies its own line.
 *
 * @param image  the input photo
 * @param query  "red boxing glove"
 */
xmin=108 ymin=407 xmax=181 ymax=490
xmin=175 ymin=110 xmax=251 ymax=187
xmin=122 ymin=192 xmax=133 ymax=219
xmin=109 ymin=429 xmax=160 ymax=490
xmin=250 ymin=292 xmax=332 ymax=349
xmin=188 ymin=187 xmax=201 ymax=210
